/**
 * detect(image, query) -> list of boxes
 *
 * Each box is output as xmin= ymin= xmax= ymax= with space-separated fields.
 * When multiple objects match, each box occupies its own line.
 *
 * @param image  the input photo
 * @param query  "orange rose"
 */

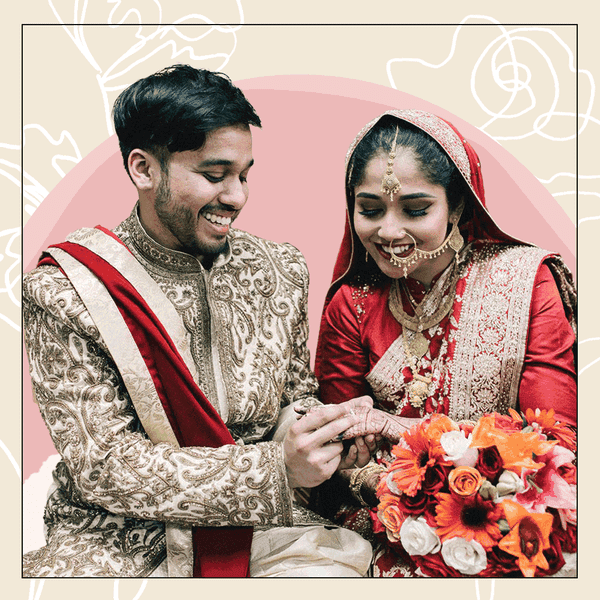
xmin=448 ymin=466 xmax=484 ymax=497
xmin=377 ymin=495 xmax=406 ymax=540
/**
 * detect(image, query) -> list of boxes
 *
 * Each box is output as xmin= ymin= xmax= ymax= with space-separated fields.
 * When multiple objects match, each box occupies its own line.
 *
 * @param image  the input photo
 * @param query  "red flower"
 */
xmin=398 ymin=490 xmax=430 ymax=515
xmin=550 ymin=510 xmax=577 ymax=554
xmin=480 ymin=546 xmax=522 ymax=577
xmin=475 ymin=446 xmax=503 ymax=483
xmin=412 ymin=551 xmax=463 ymax=577
xmin=435 ymin=492 xmax=503 ymax=550
xmin=421 ymin=464 xmax=451 ymax=495
xmin=535 ymin=531 xmax=566 ymax=577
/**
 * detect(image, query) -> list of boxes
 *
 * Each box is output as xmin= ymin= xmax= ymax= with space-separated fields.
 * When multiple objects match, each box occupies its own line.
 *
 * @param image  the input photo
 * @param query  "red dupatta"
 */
xmin=39 ymin=226 xmax=252 ymax=577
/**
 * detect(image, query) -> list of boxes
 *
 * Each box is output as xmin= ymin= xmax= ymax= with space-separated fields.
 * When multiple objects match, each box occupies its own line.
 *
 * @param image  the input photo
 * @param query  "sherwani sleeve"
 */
xmin=23 ymin=266 xmax=295 ymax=528
xmin=270 ymin=249 xmax=322 ymax=442
xmin=316 ymin=286 xmax=372 ymax=405
xmin=518 ymin=263 xmax=577 ymax=426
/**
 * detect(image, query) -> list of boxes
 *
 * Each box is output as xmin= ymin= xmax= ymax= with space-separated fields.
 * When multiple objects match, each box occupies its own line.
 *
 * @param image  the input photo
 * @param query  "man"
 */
xmin=22 ymin=65 xmax=372 ymax=577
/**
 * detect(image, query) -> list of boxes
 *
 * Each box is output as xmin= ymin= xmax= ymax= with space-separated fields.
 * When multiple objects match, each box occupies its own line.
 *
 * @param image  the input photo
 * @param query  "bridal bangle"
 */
xmin=349 ymin=463 xmax=386 ymax=507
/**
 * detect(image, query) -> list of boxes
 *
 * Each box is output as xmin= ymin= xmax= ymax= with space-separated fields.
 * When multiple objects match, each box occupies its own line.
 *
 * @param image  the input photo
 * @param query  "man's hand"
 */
xmin=283 ymin=396 xmax=379 ymax=488
xmin=283 ymin=402 xmax=360 ymax=489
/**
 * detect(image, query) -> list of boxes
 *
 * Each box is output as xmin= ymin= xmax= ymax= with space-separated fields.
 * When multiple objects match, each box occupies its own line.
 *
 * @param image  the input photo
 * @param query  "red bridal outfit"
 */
xmin=314 ymin=110 xmax=576 ymax=577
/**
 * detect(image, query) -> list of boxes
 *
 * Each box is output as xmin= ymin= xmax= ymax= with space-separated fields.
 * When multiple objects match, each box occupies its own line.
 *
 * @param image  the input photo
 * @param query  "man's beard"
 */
xmin=154 ymin=174 xmax=228 ymax=258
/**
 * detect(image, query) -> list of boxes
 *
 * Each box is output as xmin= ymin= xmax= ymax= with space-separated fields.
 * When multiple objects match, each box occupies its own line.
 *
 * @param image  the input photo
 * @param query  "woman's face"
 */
xmin=353 ymin=148 xmax=456 ymax=285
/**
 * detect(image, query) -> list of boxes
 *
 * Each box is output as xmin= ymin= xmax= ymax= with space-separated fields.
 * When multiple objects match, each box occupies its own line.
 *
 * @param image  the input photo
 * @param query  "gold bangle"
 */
xmin=349 ymin=463 xmax=385 ymax=508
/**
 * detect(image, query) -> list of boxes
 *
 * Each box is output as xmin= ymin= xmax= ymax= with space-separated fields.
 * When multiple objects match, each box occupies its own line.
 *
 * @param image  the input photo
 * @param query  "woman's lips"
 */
xmin=377 ymin=243 xmax=415 ymax=259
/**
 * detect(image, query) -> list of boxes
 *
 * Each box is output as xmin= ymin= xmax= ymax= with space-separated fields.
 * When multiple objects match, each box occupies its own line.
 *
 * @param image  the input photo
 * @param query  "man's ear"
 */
xmin=128 ymin=149 xmax=160 ymax=191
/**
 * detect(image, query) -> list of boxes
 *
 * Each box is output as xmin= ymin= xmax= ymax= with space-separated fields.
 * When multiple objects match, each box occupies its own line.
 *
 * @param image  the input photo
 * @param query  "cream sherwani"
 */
xmin=23 ymin=208 xmax=371 ymax=577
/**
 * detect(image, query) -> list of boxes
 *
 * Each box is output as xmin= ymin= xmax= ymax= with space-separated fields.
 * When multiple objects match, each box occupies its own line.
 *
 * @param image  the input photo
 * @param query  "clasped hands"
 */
xmin=283 ymin=396 xmax=410 ymax=489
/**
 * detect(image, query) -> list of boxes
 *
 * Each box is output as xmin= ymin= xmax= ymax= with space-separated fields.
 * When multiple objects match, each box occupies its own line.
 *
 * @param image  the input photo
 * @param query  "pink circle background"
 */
xmin=23 ymin=75 xmax=575 ymax=479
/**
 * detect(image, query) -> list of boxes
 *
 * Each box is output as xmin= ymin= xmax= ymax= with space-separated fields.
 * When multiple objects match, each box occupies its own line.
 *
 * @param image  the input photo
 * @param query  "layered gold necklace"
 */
xmin=388 ymin=260 xmax=461 ymax=408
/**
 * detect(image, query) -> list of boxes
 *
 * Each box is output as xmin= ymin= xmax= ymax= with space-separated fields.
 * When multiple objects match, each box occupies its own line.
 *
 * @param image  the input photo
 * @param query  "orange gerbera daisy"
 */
xmin=389 ymin=420 xmax=450 ymax=497
xmin=434 ymin=492 xmax=503 ymax=550
xmin=499 ymin=499 xmax=554 ymax=577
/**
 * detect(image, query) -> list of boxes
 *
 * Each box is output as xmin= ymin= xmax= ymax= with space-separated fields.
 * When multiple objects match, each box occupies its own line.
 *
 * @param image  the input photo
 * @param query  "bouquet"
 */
xmin=374 ymin=409 xmax=576 ymax=577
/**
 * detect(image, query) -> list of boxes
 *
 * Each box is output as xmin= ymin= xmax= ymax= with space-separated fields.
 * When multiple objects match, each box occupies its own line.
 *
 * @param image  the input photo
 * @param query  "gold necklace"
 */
xmin=388 ymin=260 xmax=461 ymax=408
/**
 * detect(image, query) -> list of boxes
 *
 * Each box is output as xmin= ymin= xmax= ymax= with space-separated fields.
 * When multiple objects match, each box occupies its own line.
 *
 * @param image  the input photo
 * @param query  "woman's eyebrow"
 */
xmin=399 ymin=192 xmax=436 ymax=200
xmin=355 ymin=192 xmax=380 ymax=199
xmin=355 ymin=191 xmax=436 ymax=200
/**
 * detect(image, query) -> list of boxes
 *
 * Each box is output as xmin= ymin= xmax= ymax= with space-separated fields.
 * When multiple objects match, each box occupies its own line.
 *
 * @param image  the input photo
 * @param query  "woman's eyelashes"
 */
xmin=405 ymin=207 xmax=429 ymax=217
xmin=357 ymin=206 xmax=430 ymax=219
xmin=357 ymin=207 xmax=382 ymax=218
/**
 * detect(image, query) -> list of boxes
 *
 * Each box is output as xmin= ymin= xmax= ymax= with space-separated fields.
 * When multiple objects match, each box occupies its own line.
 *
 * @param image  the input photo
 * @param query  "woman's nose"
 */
xmin=378 ymin=215 xmax=407 ymax=241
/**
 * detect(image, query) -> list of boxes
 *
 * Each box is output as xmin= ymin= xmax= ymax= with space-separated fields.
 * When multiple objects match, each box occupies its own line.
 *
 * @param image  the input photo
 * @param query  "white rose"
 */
xmin=440 ymin=431 xmax=479 ymax=467
xmin=496 ymin=470 xmax=526 ymax=496
xmin=441 ymin=537 xmax=487 ymax=575
xmin=400 ymin=516 xmax=442 ymax=556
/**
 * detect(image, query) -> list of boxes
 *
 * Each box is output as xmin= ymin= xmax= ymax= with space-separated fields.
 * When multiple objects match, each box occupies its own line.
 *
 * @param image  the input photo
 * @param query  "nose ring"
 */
xmin=388 ymin=232 xmax=418 ymax=278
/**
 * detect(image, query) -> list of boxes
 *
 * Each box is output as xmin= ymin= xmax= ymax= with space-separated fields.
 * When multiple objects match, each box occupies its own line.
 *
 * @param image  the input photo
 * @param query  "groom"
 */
xmin=22 ymin=64 xmax=372 ymax=577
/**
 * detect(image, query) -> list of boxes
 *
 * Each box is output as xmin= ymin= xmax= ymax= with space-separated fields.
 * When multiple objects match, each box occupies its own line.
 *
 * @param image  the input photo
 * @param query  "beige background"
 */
xmin=2 ymin=1 xmax=598 ymax=597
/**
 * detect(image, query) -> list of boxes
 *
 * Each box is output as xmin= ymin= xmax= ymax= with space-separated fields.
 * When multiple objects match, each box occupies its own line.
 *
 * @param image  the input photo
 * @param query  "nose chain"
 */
xmin=387 ymin=217 xmax=464 ymax=278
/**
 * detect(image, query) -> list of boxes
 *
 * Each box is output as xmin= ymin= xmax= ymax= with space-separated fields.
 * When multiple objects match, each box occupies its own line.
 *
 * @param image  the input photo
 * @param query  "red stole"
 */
xmin=40 ymin=229 xmax=252 ymax=577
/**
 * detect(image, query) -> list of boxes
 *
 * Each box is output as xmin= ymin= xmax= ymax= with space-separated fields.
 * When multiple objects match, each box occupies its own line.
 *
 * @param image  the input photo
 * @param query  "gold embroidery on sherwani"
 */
xmin=23 ymin=208 xmax=322 ymax=577
xmin=49 ymin=238 xmax=196 ymax=577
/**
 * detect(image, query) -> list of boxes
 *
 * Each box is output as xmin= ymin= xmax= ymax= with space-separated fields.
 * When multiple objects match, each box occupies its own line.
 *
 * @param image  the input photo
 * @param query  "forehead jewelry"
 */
xmin=380 ymin=127 xmax=401 ymax=201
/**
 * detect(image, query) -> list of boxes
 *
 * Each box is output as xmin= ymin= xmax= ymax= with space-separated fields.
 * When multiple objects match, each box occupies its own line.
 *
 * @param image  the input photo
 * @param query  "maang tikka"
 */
xmin=380 ymin=127 xmax=401 ymax=201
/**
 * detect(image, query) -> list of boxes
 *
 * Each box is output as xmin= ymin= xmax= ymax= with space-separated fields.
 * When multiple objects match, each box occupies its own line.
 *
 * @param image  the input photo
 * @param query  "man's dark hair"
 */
xmin=113 ymin=64 xmax=261 ymax=175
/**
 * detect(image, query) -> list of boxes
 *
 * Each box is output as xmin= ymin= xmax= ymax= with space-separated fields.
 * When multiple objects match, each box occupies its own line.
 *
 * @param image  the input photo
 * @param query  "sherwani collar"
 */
xmin=122 ymin=204 xmax=233 ymax=273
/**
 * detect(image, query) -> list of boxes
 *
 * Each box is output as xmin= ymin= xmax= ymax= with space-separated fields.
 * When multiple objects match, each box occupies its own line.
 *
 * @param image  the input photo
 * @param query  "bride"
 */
xmin=312 ymin=110 xmax=576 ymax=576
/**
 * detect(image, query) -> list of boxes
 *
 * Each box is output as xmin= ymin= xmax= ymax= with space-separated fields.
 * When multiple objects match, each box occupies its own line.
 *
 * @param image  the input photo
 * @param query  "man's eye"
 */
xmin=203 ymin=173 xmax=225 ymax=183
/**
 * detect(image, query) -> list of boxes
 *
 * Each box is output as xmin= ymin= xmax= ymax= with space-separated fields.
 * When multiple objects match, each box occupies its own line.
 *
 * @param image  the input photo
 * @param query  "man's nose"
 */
xmin=220 ymin=178 xmax=247 ymax=209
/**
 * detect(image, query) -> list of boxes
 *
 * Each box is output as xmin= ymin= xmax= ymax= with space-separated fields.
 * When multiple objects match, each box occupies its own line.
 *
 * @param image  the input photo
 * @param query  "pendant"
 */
xmin=408 ymin=375 xmax=432 ymax=408
xmin=409 ymin=332 xmax=429 ymax=359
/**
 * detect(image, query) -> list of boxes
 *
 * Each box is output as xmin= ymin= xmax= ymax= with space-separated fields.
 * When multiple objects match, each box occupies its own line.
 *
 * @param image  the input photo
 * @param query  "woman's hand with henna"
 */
xmin=340 ymin=406 xmax=417 ymax=443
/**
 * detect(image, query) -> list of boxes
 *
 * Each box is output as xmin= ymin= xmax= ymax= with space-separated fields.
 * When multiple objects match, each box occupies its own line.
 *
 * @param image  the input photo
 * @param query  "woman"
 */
xmin=313 ymin=110 xmax=576 ymax=576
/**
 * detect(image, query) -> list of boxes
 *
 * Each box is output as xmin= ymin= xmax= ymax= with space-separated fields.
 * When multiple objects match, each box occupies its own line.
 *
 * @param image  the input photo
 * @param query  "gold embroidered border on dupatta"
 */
xmin=449 ymin=244 xmax=552 ymax=420
xmin=48 ymin=227 xmax=197 ymax=577
xmin=366 ymin=244 xmax=564 ymax=421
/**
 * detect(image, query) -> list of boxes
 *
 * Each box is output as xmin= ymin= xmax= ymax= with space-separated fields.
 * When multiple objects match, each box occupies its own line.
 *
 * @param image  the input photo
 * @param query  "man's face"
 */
xmin=149 ymin=124 xmax=254 ymax=259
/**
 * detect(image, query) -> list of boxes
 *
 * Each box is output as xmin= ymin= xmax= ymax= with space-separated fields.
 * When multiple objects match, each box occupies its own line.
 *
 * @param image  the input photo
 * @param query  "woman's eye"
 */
xmin=203 ymin=173 xmax=225 ymax=183
xmin=358 ymin=208 xmax=381 ymax=218
xmin=405 ymin=207 xmax=428 ymax=217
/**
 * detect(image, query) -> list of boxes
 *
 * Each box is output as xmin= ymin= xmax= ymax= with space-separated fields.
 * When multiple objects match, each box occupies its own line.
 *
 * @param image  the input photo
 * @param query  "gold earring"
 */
xmin=448 ymin=211 xmax=464 ymax=254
